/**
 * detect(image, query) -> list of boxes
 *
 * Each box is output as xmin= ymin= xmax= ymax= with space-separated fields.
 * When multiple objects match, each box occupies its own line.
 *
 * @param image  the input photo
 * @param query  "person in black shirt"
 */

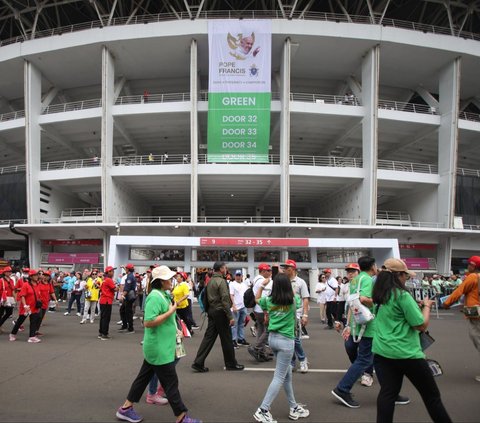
xmin=119 ymin=264 xmax=137 ymax=333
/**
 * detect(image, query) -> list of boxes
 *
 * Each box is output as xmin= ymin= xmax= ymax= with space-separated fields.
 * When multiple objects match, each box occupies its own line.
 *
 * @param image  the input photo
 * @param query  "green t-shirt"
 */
xmin=372 ymin=289 xmax=425 ymax=359
xmin=259 ymin=295 xmax=302 ymax=339
xmin=348 ymin=271 xmax=376 ymax=338
xmin=143 ymin=289 xmax=177 ymax=365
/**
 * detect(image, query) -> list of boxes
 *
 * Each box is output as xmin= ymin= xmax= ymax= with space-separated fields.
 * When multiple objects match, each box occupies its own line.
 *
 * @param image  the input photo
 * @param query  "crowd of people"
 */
xmin=1 ymin=254 xmax=479 ymax=423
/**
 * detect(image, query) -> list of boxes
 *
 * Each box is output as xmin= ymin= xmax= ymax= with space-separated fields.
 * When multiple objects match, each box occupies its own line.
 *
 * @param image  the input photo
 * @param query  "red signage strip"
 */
xmin=200 ymin=237 xmax=309 ymax=247
xmin=42 ymin=239 xmax=103 ymax=246
xmin=399 ymin=244 xmax=436 ymax=250
xmin=47 ymin=253 xmax=99 ymax=264
xmin=403 ymin=258 xmax=436 ymax=270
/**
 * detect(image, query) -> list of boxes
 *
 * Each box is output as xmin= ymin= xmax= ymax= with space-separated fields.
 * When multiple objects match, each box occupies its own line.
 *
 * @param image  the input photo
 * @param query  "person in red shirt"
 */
xmin=98 ymin=266 xmax=118 ymax=340
xmin=11 ymin=268 xmax=29 ymax=332
xmin=36 ymin=270 xmax=58 ymax=335
xmin=10 ymin=269 xmax=43 ymax=343
xmin=0 ymin=266 xmax=16 ymax=330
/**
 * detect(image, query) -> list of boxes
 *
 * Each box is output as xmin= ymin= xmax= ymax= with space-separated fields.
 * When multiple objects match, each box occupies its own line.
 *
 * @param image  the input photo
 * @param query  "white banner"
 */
xmin=208 ymin=19 xmax=271 ymax=93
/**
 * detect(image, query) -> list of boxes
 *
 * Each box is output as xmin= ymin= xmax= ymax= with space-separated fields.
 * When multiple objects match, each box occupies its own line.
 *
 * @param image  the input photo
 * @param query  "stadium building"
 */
xmin=1 ymin=0 xmax=480 ymax=286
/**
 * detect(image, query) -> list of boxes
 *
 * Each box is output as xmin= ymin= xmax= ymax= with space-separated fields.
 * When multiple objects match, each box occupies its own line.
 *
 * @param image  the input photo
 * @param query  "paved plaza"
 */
xmin=1 ymin=304 xmax=478 ymax=423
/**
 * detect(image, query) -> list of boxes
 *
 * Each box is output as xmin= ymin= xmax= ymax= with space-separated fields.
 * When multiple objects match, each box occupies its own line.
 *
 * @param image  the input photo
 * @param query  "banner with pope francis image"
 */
xmin=207 ymin=20 xmax=271 ymax=163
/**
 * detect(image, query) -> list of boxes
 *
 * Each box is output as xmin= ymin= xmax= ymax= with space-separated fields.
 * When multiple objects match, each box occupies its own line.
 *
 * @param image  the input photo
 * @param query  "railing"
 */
xmin=290 ymin=155 xmax=362 ymax=167
xmin=42 ymin=99 xmax=102 ymax=115
xmin=378 ymin=100 xmax=438 ymax=115
xmin=1 ymin=9 xmax=479 ymax=49
xmin=459 ymin=111 xmax=480 ymax=122
xmin=113 ymin=154 xmax=191 ymax=166
xmin=378 ymin=160 xmax=438 ymax=174
xmin=41 ymin=158 xmax=101 ymax=170
xmin=290 ymin=93 xmax=360 ymax=106
xmin=458 ymin=168 xmax=480 ymax=177
xmin=377 ymin=210 xmax=411 ymax=221
xmin=289 ymin=217 xmax=366 ymax=225
xmin=0 ymin=219 xmax=28 ymax=225
xmin=117 ymin=216 xmax=191 ymax=223
xmin=61 ymin=208 xmax=102 ymax=218
xmin=463 ymin=224 xmax=480 ymax=231
xmin=0 ymin=164 xmax=26 ymax=175
xmin=199 ymin=91 xmax=280 ymax=101
xmin=0 ymin=110 xmax=25 ymax=122
xmin=376 ymin=219 xmax=446 ymax=228
xmin=115 ymin=92 xmax=191 ymax=105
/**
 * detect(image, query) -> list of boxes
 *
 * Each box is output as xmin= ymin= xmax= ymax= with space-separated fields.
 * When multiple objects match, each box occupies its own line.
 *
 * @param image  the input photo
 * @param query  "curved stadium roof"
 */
xmin=0 ymin=0 xmax=479 ymax=43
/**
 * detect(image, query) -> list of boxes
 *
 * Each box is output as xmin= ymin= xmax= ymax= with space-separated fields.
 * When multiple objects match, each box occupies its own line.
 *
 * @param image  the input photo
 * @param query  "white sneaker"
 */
xmin=28 ymin=336 xmax=41 ymax=343
xmin=76 ymin=312 xmax=81 ymax=317
xmin=299 ymin=360 xmax=309 ymax=373
xmin=289 ymin=405 xmax=310 ymax=420
xmin=475 ymin=376 xmax=480 ymax=382
xmin=254 ymin=408 xmax=277 ymax=423
xmin=80 ymin=319 xmax=86 ymax=324
xmin=133 ymin=316 xmax=138 ymax=320
xmin=9 ymin=334 xmax=16 ymax=341
xmin=360 ymin=373 xmax=374 ymax=387
xmin=64 ymin=312 xmax=70 ymax=316
xmin=116 ymin=320 xmax=123 ymax=325
xmin=300 ymin=334 xmax=310 ymax=340
xmin=90 ymin=320 xmax=94 ymax=323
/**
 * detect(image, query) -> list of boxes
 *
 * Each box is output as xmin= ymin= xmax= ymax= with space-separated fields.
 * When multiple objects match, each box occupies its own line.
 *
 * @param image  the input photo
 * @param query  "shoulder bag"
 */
xmin=346 ymin=276 xmax=374 ymax=342
xmin=1 ymin=279 xmax=16 ymax=307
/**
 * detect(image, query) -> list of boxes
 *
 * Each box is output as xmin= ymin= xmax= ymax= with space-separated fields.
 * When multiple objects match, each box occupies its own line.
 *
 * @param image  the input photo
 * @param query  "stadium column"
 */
xmin=361 ymin=45 xmax=379 ymax=226
xmin=190 ymin=39 xmax=198 ymax=222
xmin=24 ymin=60 xmax=42 ymax=267
xmin=280 ymin=38 xmax=291 ymax=224
xmin=438 ymin=58 xmax=461 ymax=230
xmin=437 ymin=237 xmax=453 ymax=275
xmin=101 ymin=46 xmax=115 ymax=226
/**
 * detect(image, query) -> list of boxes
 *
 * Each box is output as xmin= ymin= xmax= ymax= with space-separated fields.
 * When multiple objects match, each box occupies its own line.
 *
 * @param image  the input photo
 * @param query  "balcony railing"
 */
xmin=290 ymin=155 xmax=362 ymax=167
xmin=377 ymin=210 xmax=411 ymax=222
xmin=0 ymin=164 xmax=26 ymax=175
xmin=117 ymin=216 xmax=191 ymax=223
xmin=41 ymin=99 xmax=102 ymax=115
xmin=289 ymin=216 xmax=366 ymax=225
xmin=115 ymin=92 xmax=191 ymax=105
xmin=378 ymin=160 xmax=438 ymax=174
xmin=290 ymin=93 xmax=360 ymax=106
xmin=0 ymin=110 xmax=25 ymax=122
xmin=41 ymin=158 xmax=101 ymax=170
xmin=378 ymin=100 xmax=438 ymax=115
xmin=459 ymin=111 xmax=480 ymax=123
xmin=113 ymin=154 xmax=191 ymax=166
xmin=1 ymin=9 xmax=479 ymax=49
xmin=61 ymin=208 xmax=102 ymax=218
xmin=199 ymin=91 xmax=280 ymax=101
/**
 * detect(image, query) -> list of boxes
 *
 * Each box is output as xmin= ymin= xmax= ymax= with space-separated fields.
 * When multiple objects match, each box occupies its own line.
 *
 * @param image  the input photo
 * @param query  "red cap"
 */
xmin=258 ymin=263 xmax=272 ymax=271
xmin=468 ymin=256 xmax=480 ymax=269
xmin=43 ymin=270 xmax=51 ymax=276
xmin=280 ymin=259 xmax=297 ymax=269
xmin=3 ymin=266 xmax=12 ymax=272
xmin=345 ymin=263 xmax=360 ymax=271
xmin=146 ymin=269 xmax=151 ymax=273
xmin=28 ymin=269 xmax=38 ymax=276
xmin=323 ymin=268 xmax=332 ymax=274
xmin=104 ymin=266 xmax=116 ymax=273
xmin=125 ymin=263 xmax=135 ymax=270
xmin=22 ymin=268 xmax=30 ymax=273
xmin=176 ymin=272 xmax=188 ymax=280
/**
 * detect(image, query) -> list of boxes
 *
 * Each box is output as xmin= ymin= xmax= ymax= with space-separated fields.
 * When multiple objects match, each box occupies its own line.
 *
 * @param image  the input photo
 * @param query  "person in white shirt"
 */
xmin=336 ymin=264 xmax=358 ymax=326
xmin=230 ymin=270 xmax=249 ymax=348
xmin=315 ymin=273 xmax=327 ymax=324
xmin=323 ymin=268 xmax=339 ymax=330
xmin=243 ymin=274 xmax=252 ymax=289
xmin=248 ymin=263 xmax=273 ymax=362
xmin=281 ymin=259 xmax=310 ymax=373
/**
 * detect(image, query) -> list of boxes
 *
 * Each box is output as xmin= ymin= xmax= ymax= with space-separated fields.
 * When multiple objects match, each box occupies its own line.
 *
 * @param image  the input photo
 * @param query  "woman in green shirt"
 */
xmin=372 ymin=258 xmax=451 ymax=423
xmin=116 ymin=265 xmax=201 ymax=423
xmin=253 ymin=273 xmax=309 ymax=423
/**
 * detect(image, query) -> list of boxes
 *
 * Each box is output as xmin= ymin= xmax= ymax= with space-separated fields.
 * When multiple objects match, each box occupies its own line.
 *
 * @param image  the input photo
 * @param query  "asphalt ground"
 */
xmin=0 ymin=303 xmax=478 ymax=423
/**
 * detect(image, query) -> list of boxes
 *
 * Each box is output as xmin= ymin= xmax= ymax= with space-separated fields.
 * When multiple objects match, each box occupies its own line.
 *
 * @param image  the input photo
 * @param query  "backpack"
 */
xmin=198 ymin=285 xmax=209 ymax=314
xmin=243 ymin=287 xmax=256 ymax=308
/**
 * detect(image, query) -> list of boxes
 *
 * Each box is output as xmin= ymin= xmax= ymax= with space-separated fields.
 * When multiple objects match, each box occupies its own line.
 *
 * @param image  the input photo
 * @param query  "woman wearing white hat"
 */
xmin=372 ymin=258 xmax=451 ymax=423
xmin=116 ymin=265 xmax=201 ymax=423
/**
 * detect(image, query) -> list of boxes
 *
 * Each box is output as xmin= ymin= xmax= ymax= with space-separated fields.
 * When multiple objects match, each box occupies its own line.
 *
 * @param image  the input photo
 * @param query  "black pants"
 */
xmin=11 ymin=312 xmax=41 ymax=337
xmin=126 ymin=359 xmax=187 ymax=417
xmin=0 ymin=306 xmax=14 ymax=327
xmin=374 ymin=354 xmax=451 ymax=423
xmin=326 ymin=301 xmax=337 ymax=327
xmin=177 ymin=305 xmax=195 ymax=332
xmin=336 ymin=301 xmax=346 ymax=325
xmin=120 ymin=299 xmax=135 ymax=331
xmin=187 ymin=299 xmax=197 ymax=326
xmin=99 ymin=303 xmax=112 ymax=336
xmin=67 ymin=293 xmax=81 ymax=313
xmin=193 ymin=309 xmax=237 ymax=367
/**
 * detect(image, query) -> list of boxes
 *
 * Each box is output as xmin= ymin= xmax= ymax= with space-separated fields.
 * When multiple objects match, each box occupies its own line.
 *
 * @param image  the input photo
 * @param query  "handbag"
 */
xmin=347 ymin=276 xmax=374 ymax=343
xmin=126 ymin=289 xmax=137 ymax=301
xmin=419 ymin=331 xmax=435 ymax=351
xmin=463 ymin=274 xmax=480 ymax=318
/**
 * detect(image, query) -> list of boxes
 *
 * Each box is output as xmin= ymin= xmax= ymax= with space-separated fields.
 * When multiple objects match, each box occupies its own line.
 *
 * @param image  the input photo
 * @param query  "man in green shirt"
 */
xmin=192 ymin=261 xmax=244 ymax=373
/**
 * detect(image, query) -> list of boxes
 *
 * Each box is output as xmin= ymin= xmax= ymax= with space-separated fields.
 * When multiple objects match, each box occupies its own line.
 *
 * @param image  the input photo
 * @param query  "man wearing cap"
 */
xmin=192 ymin=261 xmax=244 ymax=372
xmin=323 ymin=268 xmax=339 ymax=330
xmin=248 ymin=263 xmax=273 ymax=362
xmin=119 ymin=264 xmax=137 ymax=333
xmin=281 ymin=259 xmax=310 ymax=373
xmin=99 ymin=266 xmax=118 ymax=340
xmin=443 ymin=255 xmax=480 ymax=382
xmin=229 ymin=270 xmax=249 ymax=348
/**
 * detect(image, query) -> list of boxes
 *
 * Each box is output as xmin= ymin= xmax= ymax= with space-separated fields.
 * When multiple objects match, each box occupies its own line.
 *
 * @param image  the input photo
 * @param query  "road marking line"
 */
xmin=243 ymin=367 xmax=347 ymax=373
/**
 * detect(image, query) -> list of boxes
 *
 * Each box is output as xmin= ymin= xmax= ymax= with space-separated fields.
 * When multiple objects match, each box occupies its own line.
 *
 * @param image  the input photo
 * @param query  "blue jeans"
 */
xmin=231 ymin=307 xmax=247 ymax=341
xmin=148 ymin=374 xmax=158 ymax=395
xmin=291 ymin=335 xmax=306 ymax=366
xmin=336 ymin=336 xmax=373 ymax=393
xmin=260 ymin=332 xmax=298 ymax=411
xmin=344 ymin=335 xmax=374 ymax=375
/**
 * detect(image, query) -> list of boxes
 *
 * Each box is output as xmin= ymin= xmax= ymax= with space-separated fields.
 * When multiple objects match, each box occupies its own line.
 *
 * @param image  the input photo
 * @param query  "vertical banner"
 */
xmin=208 ymin=20 xmax=271 ymax=163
